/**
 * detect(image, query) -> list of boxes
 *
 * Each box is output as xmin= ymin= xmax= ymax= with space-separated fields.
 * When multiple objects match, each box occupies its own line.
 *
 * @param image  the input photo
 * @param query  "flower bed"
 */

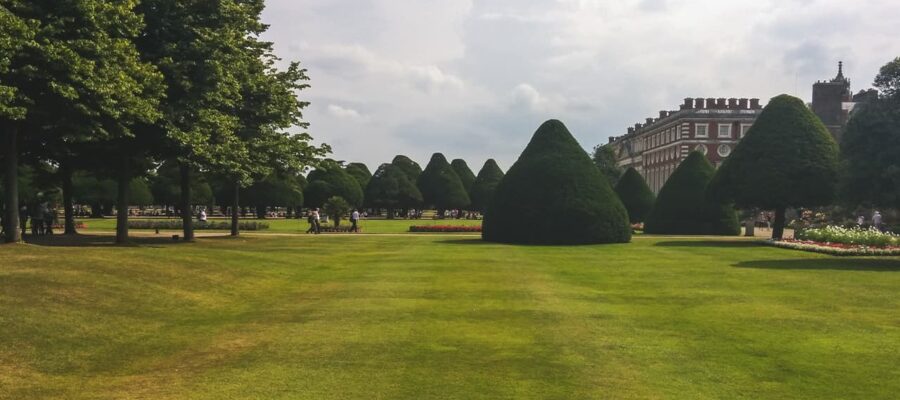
xmin=128 ymin=220 xmax=269 ymax=231
xmin=409 ymin=225 xmax=482 ymax=233
xmin=769 ymin=239 xmax=900 ymax=256
xmin=796 ymin=226 xmax=899 ymax=247
xmin=316 ymin=226 xmax=359 ymax=233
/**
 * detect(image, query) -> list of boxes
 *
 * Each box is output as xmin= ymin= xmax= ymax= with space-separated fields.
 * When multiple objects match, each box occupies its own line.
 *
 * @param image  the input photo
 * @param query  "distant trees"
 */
xmin=873 ymin=57 xmax=900 ymax=100
xmin=417 ymin=153 xmax=470 ymax=215
xmin=710 ymin=94 xmax=839 ymax=239
xmin=450 ymin=159 xmax=477 ymax=195
xmin=645 ymin=152 xmax=739 ymax=235
xmin=484 ymin=120 xmax=631 ymax=244
xmin=592 ymin=145 xmax=622 ymax=186
xmin=614 ymin=168 xmax=655 ymax=224
xmin=391 ymin=155 xmax=423 ymax=182
xmin=345 ymin=163 xmax=372 ymax=191
xmin=304 ymin=161 xmax=363 ymax=209
xmin=470 ymin=159 xmax=505 ymax=212
xmin=364 ymin=164 xmax=422 ymax=218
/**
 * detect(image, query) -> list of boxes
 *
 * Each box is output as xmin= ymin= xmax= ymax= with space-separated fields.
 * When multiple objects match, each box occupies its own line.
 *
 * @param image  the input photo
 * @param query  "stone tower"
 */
xmin=812 ymin=61 xmax=851 ymax=140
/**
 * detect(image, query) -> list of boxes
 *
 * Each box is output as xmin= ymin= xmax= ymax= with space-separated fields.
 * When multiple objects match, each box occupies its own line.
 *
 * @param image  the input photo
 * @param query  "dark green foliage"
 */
xmin=241 ymin=173 xmax=304 ymax=209
xmin=391 ymin=155 xmax=422 ymax=181
xmin=345 ymin=163 xmax=372 ymax=189
xmin=645 ymin=152 xmax=739 ymax=235
xmin=592 ymin=144 xmax=622 ymax=186
xmin=417 ymin=153 xmax=470 ymax=211
xmin=470 ymin=159 xmax=504 ymax=212
xmin=128 ymin=220 xmax=268 ymax=231
xmin=304 ymin=162 xmax=363 ymax=208
xmin=450 ymin=159 xmax=476 ymax=194
xmin=364 ymin=164 xmax=423 ymax=212
xmin=149 ymin=162 xmax=213 ymax=206
xmin=874 ymin=56 xmax=900 ymax=100
xmin=840 ymin=99 xmax=900 ymax=208
xmin=483 ymin=120 xmax=631 ymax=244
xmin=614 ymin=168 xmax=655 ymax=224
xmin=323 ymin=196 xmax=351 ymax=227
xmin=709 ymin=94 xmax=839 ymax=238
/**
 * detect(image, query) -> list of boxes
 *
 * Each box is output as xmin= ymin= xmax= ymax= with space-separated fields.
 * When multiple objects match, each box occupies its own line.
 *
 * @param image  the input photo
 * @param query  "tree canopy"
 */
xmin=450 ymin=159 xmax=477 ymax=195
xmin=345 ymin=163 xmax=372 ymax=190
xmin=391 ymin=155 xmax=422 ymax=182
xmin=364 ymin=163 xmax=422 ymax=215
xmin=483 ymin=120 xmax=631 ymax=244
xmin=840 ymin=97 xmax=900 ymax=208
xmin=874 ymin=56 xmax=900 ymax=100
xmin=470 ymin=159 xmax=504 ymax=212
xmin=304 ymin=161 xmax=363 ymax=208
xmin=709 ymin=94 xmax=839 ymax=239
xmin=614 ymin=168 xmax=655 ymax=224
xmin=644 ymin=152 xmax=739 ymax=235
xmin=417 ymin=153 xmax=470 ymax=212
xmin=592 ymin=145 xmax=623 ymax=186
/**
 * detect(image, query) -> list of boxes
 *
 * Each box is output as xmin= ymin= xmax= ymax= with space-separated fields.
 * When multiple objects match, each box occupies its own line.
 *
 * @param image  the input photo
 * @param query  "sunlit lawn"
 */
xmin=1 ymin=233 xmax=898 ymax=399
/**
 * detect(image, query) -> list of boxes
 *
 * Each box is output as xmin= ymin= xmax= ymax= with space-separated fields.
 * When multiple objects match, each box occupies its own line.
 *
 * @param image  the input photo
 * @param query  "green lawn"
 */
xmin=75 ymin=217 xmax=482 ymax=234
xmin=1 ymin=233 xmax=899 ymax=399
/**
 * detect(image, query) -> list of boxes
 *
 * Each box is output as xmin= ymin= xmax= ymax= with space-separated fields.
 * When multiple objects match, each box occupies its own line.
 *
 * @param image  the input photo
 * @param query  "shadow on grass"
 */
xmin=435 ymin=238 xmax=493 ymax=246
xmin=20 ymin=233 xmax=235 ymax=248
xmin=734 ymin=258 xmax=900 ymax=272
xmin=654 ymin=240 xmax=764 ymax=248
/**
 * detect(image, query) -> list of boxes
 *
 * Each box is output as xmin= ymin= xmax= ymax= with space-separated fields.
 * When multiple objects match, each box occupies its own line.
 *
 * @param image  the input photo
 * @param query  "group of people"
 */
xmin=857 ymin=210 xmax=886 ymax=231
xmin=305 ymin=208 xmax=362 ymax=234
xmin=7 ymin=204 xmax=59 ymax=237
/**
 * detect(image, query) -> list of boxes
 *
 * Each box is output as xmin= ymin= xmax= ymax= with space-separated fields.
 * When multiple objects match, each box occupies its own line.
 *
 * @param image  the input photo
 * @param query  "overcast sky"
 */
xmin=260 ymin=0 xmax=900 ymax=172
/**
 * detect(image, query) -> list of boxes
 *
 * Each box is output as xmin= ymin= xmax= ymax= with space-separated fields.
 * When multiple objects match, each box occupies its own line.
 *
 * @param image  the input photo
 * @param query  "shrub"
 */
xmin=323 ymin=196 xmax=351 ymax=227
xmin=644 ymin=151 xmax=739 ymax=235
xmin=614 ymin=167 xmax=655 ymax=223
xmin=795 ymin=225 xmax=899 ymax=248
xmin=483 ymin=119 xmax=631 ymax=244
xmin=470 ymin=159 xmax=504 ymax=212
xmin=127 ymin=220 xmax=269 ymax=231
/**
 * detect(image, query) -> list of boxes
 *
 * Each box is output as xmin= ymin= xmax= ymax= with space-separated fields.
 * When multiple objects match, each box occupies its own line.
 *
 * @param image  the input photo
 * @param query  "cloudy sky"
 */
xmin=260 ymin=0 xmax=900 ymax=172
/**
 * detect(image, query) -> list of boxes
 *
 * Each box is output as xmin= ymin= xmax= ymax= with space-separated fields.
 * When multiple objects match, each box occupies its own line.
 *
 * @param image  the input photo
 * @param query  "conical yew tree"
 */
xmin=470 ymin=159 xmax=504 ymax=212
xmin=709 ymin=94 xmax=839 ymax=239
xmin=615 ymin=167 xmax=655 ymax=224
xmin=417 ymin=153 xmax=470 ymax=212
xmin=483 ymin=119 xmax=631 ymax=244
xmin=391 ymin=155 xmax=422 ymax=182
xmin=450 ymin=159 xmax=477 ymax=194
xmin=644 ymin=151 xmax=739 ymax=235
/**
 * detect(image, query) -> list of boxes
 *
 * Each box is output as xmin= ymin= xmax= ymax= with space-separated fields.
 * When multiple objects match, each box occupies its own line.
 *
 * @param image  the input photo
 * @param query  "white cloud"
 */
xmin=327 ymin=104 xmax=362 ymax=119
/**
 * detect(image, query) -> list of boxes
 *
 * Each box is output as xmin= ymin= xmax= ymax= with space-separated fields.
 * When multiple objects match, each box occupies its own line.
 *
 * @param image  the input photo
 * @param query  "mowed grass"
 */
xmin=1 ymin=234 xmax=899 ymax=399
xmin=75 ymin=217 xmax=481 ymax=234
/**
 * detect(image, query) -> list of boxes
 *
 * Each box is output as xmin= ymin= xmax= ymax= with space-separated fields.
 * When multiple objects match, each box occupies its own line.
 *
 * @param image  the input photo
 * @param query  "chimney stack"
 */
xmin=695 ymin=98 xmax=706 ymax=109
xmin=750 ymin=98 xmax=761 ymax=109
xmin=646 ymin=118 xmax=654 ymax=125
xmin=683 ymin=98 xmax=694 ymax=109
xmin=738 ymin=98 xmax=748 ymax=109
xmin=706 ymin=98 xmax=717 ymax=109
xmin=728 ymin=98 xmax=738 ymax=109
xmin=659 ymin=110 xmax=668 ymax=119
xmin=627 ymin=127 xmax=635 ymax=134
xmin=634 ymin=123 xmax=643 ymax=130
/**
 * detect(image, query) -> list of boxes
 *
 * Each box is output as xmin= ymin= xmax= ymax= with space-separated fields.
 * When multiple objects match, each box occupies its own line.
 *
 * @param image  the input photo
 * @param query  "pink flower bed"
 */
xmin=769 ymin=239 xmax=900 ymax=256
xmin=409 ymin=225 xmax=482 ymax=233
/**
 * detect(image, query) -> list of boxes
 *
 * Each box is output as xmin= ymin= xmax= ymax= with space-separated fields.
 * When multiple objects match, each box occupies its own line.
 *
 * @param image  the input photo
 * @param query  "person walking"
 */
xmin=312 ymin=208 xmax=321 ymax=234
xmin=19 ymin=205 xmax=28 ymax=237
xmin=350 ymin=209 xmax=360 ymax=233
xmin=857 ymin=215 xmax=866 ymax=226
xmin=872 ymin=211 xmax=883 ymax=232
xmin=31 ymin=204 xmax=44 ymax=236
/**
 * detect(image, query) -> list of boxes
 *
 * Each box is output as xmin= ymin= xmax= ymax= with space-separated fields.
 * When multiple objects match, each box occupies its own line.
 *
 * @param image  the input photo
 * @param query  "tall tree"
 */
xmin=874 ymin=56 xmax=900 ymax=100
xmin=0 ymin=7 xmax=31 ymax=242
xmin=304 ymin=160 xmax=363 ymax=208
xmin=840 ymin=97 xmax=900 ymax=209
xmin=710 ymin=94 xmax=839 ymax=239
xmin=450 ymin=159 xmax=477 ymax=195
xmin=470 ymin=159 xmax=504 ymax=212
xmin=592 ymin=144 xmax=623 ymax=186
xmin=391 ymin=155 xmax=422 ymax=182
xmin=345 ymin=163 xmax=372 ymax=191
xmin=364 ymin=163 xmax=422 ymax=218
xmin=417 ymin=153 xmax=470 ymax=215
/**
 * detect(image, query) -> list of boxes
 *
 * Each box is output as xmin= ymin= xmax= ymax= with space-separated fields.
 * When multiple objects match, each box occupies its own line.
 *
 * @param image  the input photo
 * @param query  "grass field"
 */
xmin=74 ymin=217 xmax=482 ymax=234
xmin=1 ymin=231 xmax=899 ymax=399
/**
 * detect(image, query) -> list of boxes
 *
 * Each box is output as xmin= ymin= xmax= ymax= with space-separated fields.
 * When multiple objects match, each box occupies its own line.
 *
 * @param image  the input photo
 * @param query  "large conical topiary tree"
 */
xmin=644 ymin=151 xmax=739 ymax=235
xmin=615 ymin=167 xmax=655 ymax=224
xmin=417 ymin=153 xmax=470 ymax=214
xmin=450 ymin=159 xmax=477 ymax=194
xmin=470 ymin=159 xmax=505 ymax=212
xmin=345 ymin=162 xmax=372 ymax=190
xmin=709 ymin=94 xmax=839 ymax=239
xmin=364 ymin=163 xmax=422 ymax=218
xmin=391 ymin=155 xmax=422 ymax=182
xmin=483 ymin=120 xmax=631 ymax=244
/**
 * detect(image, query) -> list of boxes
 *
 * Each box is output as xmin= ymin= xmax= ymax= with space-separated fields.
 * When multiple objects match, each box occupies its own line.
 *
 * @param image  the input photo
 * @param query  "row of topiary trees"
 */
xmin=300 ymin=154 xmax=506 ymax=219
xmin=483 ymin=92 xmax=843 ymax=244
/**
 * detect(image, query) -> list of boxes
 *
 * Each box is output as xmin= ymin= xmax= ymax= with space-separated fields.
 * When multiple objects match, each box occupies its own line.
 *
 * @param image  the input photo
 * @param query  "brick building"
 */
xmin=606 ymin=97 xmax=763 ymax=193
xmin=812 ymin=62 xmax=878 ymax=141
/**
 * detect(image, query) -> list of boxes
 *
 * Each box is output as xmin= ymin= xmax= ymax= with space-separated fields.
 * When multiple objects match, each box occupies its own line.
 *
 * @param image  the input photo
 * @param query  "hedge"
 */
xmin=127 ymin=220 xmax=269 ymax=231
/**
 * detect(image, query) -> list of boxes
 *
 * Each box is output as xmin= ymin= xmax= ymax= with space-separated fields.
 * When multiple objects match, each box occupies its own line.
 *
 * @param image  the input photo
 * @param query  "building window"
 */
xmin=695 ymin=144 xmax=708 ymax=155
xmin=740 ymin=124 xmax=752 ymax=138
xmin=718 ymin=123 xmax=732 ymax=138
xmin=695 ymin=123 xmax=708 ymax=138
xmin=717 ymin=144 xmax=732 ymax=157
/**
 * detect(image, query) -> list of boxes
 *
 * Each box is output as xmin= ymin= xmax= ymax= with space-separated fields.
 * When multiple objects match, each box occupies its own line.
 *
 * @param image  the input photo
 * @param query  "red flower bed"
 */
xmin=409 ymin=225 xmax=482 ymax=233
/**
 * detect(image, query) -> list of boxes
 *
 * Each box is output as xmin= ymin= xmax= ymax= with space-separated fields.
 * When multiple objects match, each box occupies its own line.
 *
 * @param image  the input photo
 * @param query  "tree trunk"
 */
xmin=115 ymin=171 xmax=130 ymax=244
xmin=231 ymin=180 xmax=239 ymax=236
xmin=772 ymin=206 xmax=786 ymax=240
xmin=61 ymin=164 xmax=77 ymax=235
xmin=387 ymin=208 xmax=395 ymax=220
xmin=256 ymin=205 xmax=266 ymax=219
xmin=180 ymin=164 xmax=194 ymax=241
xmin=3 ymin=125 xmax=19 ymax=243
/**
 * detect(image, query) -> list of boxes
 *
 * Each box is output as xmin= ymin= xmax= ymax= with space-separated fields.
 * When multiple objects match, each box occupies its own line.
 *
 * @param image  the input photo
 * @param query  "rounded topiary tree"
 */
xmin=709 ymin=94 xmax=839 ymax=239
xmin=303 ymin=161 xmax=364 ymax=208
xmin=482 ymin=119 xmax=631 ymax=244
xmin=470 ymin=159 xmax=504 ymax=212
xmin=391 ymin=155 xmax=422 ymax=182
xmin=364 ymin=163 xmax=422 ymax=218
xmin=450 ymin=159 xmax=476 ymax=194
xmin=417 ymin=153 xmax=470 ymax=214
xmin=345 ymin=162 xmax=372 ymax=190
xmin=644 ymin=151 xmax=739 ymax=235
xmin=614 ymin=167 xmax=655 ymax=224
